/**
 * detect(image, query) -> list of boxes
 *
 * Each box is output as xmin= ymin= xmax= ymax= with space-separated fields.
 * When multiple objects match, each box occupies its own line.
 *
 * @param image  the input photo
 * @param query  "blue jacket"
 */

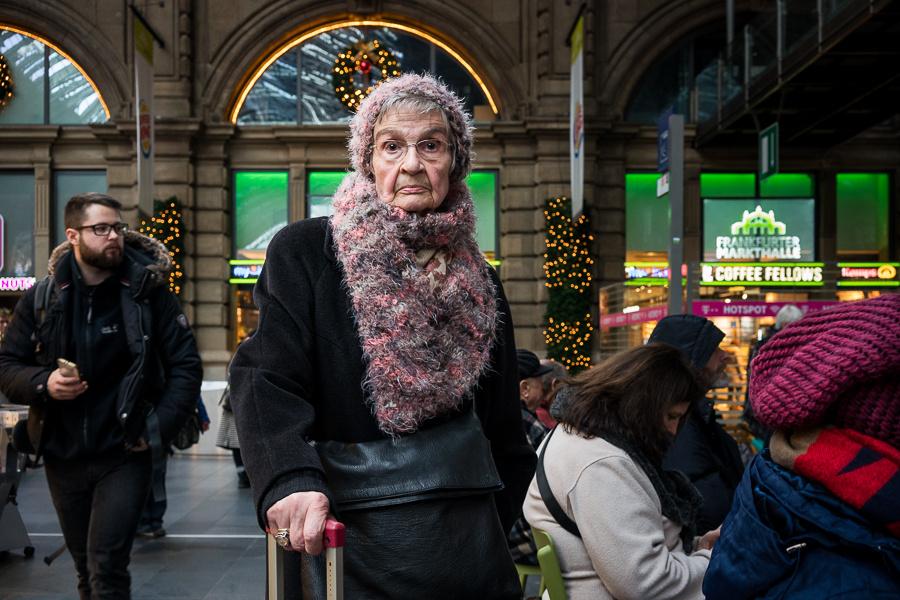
xmin=703 ymin=453 xmax=900 ymax=599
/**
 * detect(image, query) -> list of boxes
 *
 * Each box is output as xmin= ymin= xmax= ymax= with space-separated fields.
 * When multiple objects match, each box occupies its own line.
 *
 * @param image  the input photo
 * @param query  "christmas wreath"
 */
xmin=332 ymin=39 xmax=401 ymax=111
xmin=0 ymin=54 xmax=14 ymax=112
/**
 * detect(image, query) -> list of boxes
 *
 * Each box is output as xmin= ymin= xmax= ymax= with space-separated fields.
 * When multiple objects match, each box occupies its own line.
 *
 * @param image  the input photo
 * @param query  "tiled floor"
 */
xmin=0 ymin=455 xmax=263 ymax=600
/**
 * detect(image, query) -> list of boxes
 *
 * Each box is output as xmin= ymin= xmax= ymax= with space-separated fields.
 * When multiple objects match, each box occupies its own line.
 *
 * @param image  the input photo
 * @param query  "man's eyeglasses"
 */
xmin=77 ymin=222 xmax=129 ymax=237
xmin=373 ymin=139 xmax=451 ymax=163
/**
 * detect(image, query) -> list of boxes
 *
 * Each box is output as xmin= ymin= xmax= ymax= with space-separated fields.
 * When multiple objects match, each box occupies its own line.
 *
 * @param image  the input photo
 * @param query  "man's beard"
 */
xmin=81 ymin=243 xmax=123 ymax=270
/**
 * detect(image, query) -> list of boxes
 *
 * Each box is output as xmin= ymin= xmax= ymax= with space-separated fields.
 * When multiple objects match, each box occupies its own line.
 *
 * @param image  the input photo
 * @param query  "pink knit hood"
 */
xmin=750 ymin=294 xmax=900 ymax=448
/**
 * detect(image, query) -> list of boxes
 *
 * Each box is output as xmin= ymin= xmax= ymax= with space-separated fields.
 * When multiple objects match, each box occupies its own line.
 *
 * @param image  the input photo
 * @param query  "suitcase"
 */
xmin=267 ymin=519 xmax=345 ymax=600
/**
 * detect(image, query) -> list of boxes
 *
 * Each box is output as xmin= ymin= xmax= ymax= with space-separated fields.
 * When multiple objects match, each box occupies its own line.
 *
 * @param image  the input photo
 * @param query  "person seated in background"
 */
xmin=536 ymin=358 xmax=568 ymax=428
xmin=524 ymin=344 xmax=720 ymax=600
xmin=648 ymin=315 xmax=744 ymax=533
xmin=703 ymin=294 xmax=900 ymax=599
xmin=507 ymin=349 xmax=553 ymax=565
xmin=741 ymin=304 xmax=803 ymax=442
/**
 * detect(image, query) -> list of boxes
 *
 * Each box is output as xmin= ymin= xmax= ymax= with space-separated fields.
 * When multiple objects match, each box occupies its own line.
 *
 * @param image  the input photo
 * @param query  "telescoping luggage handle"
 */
xmin=267 ymin=519 xmax=345 ymax=600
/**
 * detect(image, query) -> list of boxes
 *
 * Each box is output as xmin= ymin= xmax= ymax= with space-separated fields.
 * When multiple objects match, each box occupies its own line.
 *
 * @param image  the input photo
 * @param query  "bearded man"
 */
xmin=0 ymin=192 xmax=201 ymax=599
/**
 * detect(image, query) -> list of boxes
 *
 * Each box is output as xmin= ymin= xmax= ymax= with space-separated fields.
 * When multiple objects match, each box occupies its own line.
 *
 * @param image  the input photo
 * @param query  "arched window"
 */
xmin=0 ymin=26 xmax=108 ymax=125
xmin=624 ymin=22 xmax=728 ymax=124
xmin=234 ymin=23 xmax=495 ymax=125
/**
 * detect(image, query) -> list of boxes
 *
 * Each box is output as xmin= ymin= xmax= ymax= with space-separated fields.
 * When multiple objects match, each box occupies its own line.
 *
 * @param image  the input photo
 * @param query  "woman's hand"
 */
xmin=696 ymin=526 xmax=722 ymax=551
xmin=266 ymin=491 xmax=331 ymax=555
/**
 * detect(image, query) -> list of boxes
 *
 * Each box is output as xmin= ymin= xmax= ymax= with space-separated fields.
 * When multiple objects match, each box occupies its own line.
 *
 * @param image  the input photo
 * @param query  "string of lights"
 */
xmin=543 ymin=196 xmax=594 ymax=373
xmin=139 ymin=198 xmax=185 ymax=297
xmin=332 ymin=39 xmax=401 ymax=111
xmin=0 ymin=53 xmax=14 ymax=111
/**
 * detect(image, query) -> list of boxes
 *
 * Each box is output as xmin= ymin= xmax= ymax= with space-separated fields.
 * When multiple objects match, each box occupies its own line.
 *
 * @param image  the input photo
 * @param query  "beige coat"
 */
xmin=523 ymin=427 xmax=710 ymax=600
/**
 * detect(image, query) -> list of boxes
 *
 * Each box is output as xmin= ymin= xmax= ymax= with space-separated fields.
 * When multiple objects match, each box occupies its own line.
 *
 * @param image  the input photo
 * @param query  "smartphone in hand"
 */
xmin=57 ymin=358 xmax=81 ymax=380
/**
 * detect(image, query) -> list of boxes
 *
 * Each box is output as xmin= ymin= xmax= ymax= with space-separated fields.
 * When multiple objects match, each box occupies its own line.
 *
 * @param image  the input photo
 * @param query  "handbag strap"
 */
xmin=536 ymin=426 xmax=582 ymax=538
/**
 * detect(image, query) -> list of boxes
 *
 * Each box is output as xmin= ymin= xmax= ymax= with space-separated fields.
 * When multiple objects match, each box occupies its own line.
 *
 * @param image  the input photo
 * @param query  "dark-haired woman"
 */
xmin=523 ymin=344 xmax=719 ymax=600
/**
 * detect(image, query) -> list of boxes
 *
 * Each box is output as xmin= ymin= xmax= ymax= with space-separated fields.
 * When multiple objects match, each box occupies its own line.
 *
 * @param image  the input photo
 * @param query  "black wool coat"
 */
xmin=229 ymin=217 xmax=536 ymax=533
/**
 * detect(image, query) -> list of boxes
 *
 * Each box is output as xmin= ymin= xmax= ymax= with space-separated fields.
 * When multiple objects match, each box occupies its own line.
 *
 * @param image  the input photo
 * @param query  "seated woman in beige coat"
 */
xmin=523 ymin=344 xmax=720 ymax=600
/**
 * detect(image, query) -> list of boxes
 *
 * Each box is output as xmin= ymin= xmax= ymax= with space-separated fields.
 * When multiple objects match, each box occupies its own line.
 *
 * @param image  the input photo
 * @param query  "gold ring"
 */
xmin=274 ymin=528 xmax=290 ymax=548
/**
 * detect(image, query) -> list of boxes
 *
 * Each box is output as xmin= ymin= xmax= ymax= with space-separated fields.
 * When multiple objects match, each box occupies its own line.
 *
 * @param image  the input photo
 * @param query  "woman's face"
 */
xmin=662 ymin=401 xmax=691 ymax=438
xmin=371 ymin=108 xmax=452 ymax=215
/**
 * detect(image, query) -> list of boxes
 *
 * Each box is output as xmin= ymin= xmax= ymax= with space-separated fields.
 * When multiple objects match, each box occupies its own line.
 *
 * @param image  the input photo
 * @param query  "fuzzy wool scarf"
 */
xmin=330 ymin=172 xmax=498 ymax=436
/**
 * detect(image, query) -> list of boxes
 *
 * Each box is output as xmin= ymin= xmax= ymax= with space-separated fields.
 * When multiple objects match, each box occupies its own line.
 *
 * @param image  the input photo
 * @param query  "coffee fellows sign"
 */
xmin=703 ymin=199 xmax=815 ymax=262
xmin=700 ymin=262 xmax=825 ymax=287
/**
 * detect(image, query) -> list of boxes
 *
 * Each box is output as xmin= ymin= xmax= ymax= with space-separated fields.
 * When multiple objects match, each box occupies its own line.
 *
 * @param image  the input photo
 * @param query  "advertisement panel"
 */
xmin=703 ymin=199 xmax=815 ymax=262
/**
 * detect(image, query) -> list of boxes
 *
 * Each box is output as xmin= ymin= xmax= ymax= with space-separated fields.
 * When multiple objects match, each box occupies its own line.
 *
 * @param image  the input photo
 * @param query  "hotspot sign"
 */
xmin=703 ymin=199 xmax=815 ymax=262
xmin=692 ymin=300 xmax=839 ymax=318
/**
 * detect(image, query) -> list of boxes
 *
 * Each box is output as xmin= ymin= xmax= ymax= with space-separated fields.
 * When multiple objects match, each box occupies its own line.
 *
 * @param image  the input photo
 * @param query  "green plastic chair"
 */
xmin=532 ymin=528 xmax=568 ymax=600
xmin=514 ymin=561 xmax=544 ymax=597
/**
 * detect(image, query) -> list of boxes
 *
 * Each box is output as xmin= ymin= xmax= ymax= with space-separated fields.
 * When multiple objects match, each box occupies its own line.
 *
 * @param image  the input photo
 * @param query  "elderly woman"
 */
xmin=230 ymin=74 xmax=534 ymax=598
xmin=524 ymin=344 xmax=719 ymax=600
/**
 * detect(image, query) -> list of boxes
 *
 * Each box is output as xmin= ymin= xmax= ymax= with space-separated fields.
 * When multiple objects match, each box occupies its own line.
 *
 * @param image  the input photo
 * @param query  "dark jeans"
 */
xmin=45 ymin=450 xmax=152 ymax=600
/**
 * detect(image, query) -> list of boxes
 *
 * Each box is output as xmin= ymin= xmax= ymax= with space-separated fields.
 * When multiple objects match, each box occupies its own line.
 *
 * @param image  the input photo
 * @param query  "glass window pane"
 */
xmin=53 ymin=171 xmax=108 ymax=246
xmin=626 ymin=173 xmax=670 ymax=258
xmin=759 ymin=173 xmax=814 ymax=197
xmin=836 ymin=173 xmax=890 ymax=261
xmin=234 ymin=171 xmax=289 ymax=259
xmin=237 ymin=49 xmax=299 ymax=125
xmin=466 ymin=171 xmax=497 ymax=258
xmin=48 ymin=50 xmax=105 ymax=124
xmin=307 ymin=170 xmax=345 ymax=218
xmin=238 ymin=26 xmax=489 ymax=125
xmin=0 ymin=172 xmax=36 ymax=277
xmin=700 ymin=173 xmax=756 ymax=198
xmin=0 ymin=30 xmax=46 ymax=124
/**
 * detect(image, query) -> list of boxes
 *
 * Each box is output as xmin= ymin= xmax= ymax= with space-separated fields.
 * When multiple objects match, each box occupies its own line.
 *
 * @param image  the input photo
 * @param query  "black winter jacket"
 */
xmin=0 ymin=233 xmax=203 ymax=456
xmin=229 ymin=217 xmax=536 ymax=534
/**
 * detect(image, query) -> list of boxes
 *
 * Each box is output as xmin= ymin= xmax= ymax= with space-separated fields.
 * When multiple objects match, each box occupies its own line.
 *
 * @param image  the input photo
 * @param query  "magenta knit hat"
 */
xmin=750 ymin=294 xmax=900 ymax=448
xmin=348 ymin=73 xmax=474 ymax=183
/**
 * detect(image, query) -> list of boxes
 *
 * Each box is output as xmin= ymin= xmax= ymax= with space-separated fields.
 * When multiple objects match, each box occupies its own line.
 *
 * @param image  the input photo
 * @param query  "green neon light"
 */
xmin=837 ymin=281 xmax=899 ymax=287
xmin=229 ymin=278 xmax=258 ymax=285
xmin=229 ymin=259 xmax=265 ymax=265
xmin=701 ymin=281 xmax=824 ymax=287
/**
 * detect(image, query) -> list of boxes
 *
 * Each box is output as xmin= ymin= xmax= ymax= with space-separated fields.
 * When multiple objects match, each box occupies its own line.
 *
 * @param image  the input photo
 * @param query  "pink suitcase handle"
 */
xmin=324 ymin=519 xmax=345 ymax=548
xmin=267 ymin=519 xmax=345 ymax=600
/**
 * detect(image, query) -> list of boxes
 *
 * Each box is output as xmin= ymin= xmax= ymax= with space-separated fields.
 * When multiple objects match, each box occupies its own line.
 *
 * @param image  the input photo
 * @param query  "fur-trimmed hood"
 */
xmin=48 ymin=230 xmax=173 ymax=291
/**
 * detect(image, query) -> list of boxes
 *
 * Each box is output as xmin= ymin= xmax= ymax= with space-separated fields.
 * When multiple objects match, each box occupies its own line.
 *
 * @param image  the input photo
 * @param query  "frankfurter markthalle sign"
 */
xmin=703 ymin=199 xmax=815 ymax=262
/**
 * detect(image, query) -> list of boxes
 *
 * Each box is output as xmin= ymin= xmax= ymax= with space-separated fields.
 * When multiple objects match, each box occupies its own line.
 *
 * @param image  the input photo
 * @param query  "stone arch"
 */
xmin=0 ymin=3 xmax=130 ymax=120
xmin=602 ymin=0 xmax=746 ymax=119
xmin=201 ymin=1 xmax=524 ymax=123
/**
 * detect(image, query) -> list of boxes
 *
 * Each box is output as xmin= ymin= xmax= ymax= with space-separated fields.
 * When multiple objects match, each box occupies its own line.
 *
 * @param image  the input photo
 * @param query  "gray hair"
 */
xmin=775 ymin=304 xmax=804 ymax=330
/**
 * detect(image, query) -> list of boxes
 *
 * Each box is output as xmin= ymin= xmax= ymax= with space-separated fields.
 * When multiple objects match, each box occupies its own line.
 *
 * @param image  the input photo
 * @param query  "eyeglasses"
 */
xmin=77 ymin=222 xmax=129 ymax=237
xmin=373 ymin=138 xmax=451 ymax=163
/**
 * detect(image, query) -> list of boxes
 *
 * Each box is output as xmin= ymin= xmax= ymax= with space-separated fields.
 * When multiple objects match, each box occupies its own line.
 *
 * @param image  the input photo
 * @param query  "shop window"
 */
xmin=307 ymin=171 xmax=345 ymax=218
xmin=626 ymin=173 xmax=670 ymax=262
xmin=701 ymin=173 xmax=814 ymax=199
xmin=700 ymin=173 xmax=756 ymax=198
xmin=836 ymin=173 xmax=890 ymax=261
xmin=233 ymin=171 xmax=289 ymax=259
xmin=0 ymin=27 xmax=107 ymax=124
xmin=0 ymin=171 xmax=35 ymax=277
xmin=236 ymin=25 xmax=490 ymax=125
xmin=759 ymin=173 xmax=814 ymax=198
xmin=304 ymin=170 xmax=498 ymax=259
xmin=52 ymin=171 xmax=107 ymax=246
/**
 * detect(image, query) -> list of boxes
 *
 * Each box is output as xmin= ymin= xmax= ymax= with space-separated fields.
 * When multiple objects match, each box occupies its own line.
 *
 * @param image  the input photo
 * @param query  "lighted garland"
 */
xmin=543 ymin=196 xmax=594 ymax=373
xmin=139 ymin=197 xmax=185 ymax=296
xmin=0 ymin=53 xmax=14 ymax=111
xmin=332 ymin=39 xmax=401 ymax=111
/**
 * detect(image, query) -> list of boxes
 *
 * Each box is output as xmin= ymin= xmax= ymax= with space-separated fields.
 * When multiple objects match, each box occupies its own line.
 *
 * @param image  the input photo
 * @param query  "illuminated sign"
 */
xmin=693 ymin=300 xmax=839 ymax=318
xmin=700 ymin=262 xmax=824 ymax=287
xmin=0 ymin=214 xmax=4 ymax=272
xmin=837 ymin=262 xmax=900 ymax=287
xmin=229 ymin=260 xmax=264 ymax=284
xmin=600 ymin=305 xmax=667 ymax=329
xmin=624 ymin=262 xmax=687 ymax=287
xmin=704 ymin=199 xmax=815 ymax=262
xmin=0 ymin=277 xmax=37 ymax=292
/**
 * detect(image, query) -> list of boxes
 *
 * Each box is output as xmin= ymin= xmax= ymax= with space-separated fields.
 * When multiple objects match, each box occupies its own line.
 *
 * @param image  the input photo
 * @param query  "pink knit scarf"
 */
xmin=330 ymin=172 xmax=498 ymax=436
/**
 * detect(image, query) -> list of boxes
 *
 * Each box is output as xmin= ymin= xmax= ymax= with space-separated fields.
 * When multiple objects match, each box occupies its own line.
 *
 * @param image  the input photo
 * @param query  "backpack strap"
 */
xmin=536 ymin=426 xmax=582 ymax=538
xmin=32 ymin=276 xmax=54 ymax=327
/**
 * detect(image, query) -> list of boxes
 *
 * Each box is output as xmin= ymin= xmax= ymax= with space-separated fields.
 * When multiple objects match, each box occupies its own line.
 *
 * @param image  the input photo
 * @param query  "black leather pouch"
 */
xmin=297 ymin=409 xmax=521 ymax=600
